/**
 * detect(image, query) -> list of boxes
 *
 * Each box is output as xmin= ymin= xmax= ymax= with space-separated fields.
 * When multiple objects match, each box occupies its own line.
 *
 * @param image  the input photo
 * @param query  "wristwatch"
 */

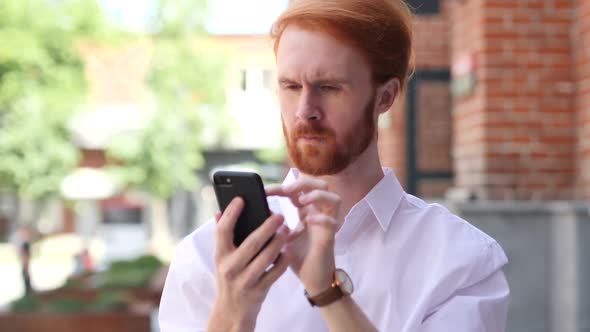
xmin=305 ymin=269 xmax=354 ymax=307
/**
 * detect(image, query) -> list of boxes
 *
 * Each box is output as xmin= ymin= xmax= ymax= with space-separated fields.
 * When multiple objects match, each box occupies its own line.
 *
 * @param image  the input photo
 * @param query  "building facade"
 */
xmin=380 ymin=0 xmax=590 ymax=201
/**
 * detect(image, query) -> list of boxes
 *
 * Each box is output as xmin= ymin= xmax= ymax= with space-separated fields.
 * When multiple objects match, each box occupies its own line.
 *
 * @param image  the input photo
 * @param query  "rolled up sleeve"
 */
xmin=421 ymin=241 xmax=510 ymax=332
xmin=421 ymin=269 xmax=509 ymax=332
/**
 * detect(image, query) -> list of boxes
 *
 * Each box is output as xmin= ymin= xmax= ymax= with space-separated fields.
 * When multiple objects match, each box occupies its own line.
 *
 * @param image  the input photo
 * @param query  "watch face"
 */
xmin=335 ymin=269 xmax=353 ymax=295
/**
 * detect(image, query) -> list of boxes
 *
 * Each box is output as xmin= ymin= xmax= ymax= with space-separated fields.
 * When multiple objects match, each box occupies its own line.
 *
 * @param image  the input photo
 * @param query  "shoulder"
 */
xmin=393 ymin=194 xmax=508 ymax=283
xmin=398 ymin=194 xmax=499 ymax=248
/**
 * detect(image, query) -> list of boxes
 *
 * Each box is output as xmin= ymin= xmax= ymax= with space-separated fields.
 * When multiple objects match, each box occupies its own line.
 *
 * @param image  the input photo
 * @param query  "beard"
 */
xmin=282 ymin=94 xmax=377 ymax=176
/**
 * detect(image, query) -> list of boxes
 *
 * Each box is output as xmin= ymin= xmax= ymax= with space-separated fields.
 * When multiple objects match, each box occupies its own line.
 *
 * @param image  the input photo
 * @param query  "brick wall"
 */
xmin=79 ymin=149 xmax=107 ymax=168
xmin=413 ymin=3 xmax=451 ymax=69
xmin=451 ymin=0 xmax=576 ymax=200
xmin=378 ymin=1 xmax=451 ymax=194
xmin=449 ymin=0 xmax=487 ymax=194
xmin=79 ymin=41 xmax=152 ymax=105
xmin=417 ymin=81 xmax=453 ymax=197
xmin=575 ymin=0 xmax=590 ymax=199
xmin=379 ymin=94 xmax=408 ymax=188
xmin=417 ymin=82 xmax=452 ymax=172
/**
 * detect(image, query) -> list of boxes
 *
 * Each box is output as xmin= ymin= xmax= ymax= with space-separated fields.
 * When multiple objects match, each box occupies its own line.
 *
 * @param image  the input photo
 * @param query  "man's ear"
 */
xmin=376 ymin=77 xmax=401 ymax=114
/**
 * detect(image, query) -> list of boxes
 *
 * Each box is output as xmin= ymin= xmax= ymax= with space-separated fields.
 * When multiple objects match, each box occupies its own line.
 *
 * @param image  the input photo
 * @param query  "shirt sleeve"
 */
xmin=420 ymin=242 xmax=510 ymax=332
xmin=158 ymin=226 xmax=217 ymax=332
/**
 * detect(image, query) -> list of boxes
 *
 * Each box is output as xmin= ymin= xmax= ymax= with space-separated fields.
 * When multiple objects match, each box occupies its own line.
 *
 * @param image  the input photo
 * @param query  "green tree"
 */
xmin=105 ymin=0 xmax=229 ymax=252
xmin=0 ymin=0 xmax=121 ymax=225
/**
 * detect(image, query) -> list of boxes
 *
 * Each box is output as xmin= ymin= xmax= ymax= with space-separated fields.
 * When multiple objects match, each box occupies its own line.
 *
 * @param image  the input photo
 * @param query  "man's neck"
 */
xmin=304 ymin=142 xmax=384 ymax=225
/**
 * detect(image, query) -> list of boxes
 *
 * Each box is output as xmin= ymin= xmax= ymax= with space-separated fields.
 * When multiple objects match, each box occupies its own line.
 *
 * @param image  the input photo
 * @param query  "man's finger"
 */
xmin=265 ymin=184 xmax=286 ymax=196
xmin=299 ymin=190 xmax=341 ymax=209
xmin=287 ymin=225 xmax=306 ymax=242
xmin=230 ymin=213 xmax=285 ymax=272
xmin=257 ymin=250 xmax=290 ymax=290
xmin=242 ymin=224 xmax=290 ymax=287
xmin=283 ymin=177 xmax=328 ymax=195
xmin=266 ymin=183 xmax=305 ymax=208
xmin=306 ymin=214 xmax=338 ymax=228
xmin=215 ymin=197 xmax=244 ymax=256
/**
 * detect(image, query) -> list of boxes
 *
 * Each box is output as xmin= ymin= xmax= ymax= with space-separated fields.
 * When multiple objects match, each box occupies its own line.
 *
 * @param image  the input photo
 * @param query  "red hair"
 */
xmin=271 ymin=0 xmax=414 ymax=87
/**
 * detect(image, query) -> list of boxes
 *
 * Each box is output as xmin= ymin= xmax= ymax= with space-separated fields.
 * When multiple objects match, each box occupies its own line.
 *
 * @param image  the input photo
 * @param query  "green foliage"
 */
xmin=94 ymin=255 xmax=163 ymax=289
xmin=106 ymin=106 xmax=205 ymax=199
xmin=151 ymin=0 xmax=209 ymax=37
xmin=11 ymin=290 xmax=128 ymax=313
xmin=47 ymin=290 xmax=128 ymax=312
xmin=148 ymin=38 xmax=227 ymax=110
xmin=11 ymin=255 xmax=162 ymax=313
xmin=47 ymin=298 xmax=85 ymax=313
xmin=0 ymin=0 xmax=121 ymax=199
xmin=106 ymin=0 xmax=229 ymax=199
xmin=87 ymin=291 xmax=127 ymax=312
xmin=0 ymin=0 xmax=229 ymax=201
xmin=10 ymin=293 xmax=41 ymax=313
xmin=109 ymin=254 xmax=162 ymax=272
xmin=62 ymin=255 xmax=163 ymax=290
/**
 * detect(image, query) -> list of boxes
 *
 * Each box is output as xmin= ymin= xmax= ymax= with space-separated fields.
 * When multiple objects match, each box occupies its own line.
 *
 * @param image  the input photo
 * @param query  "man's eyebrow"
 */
xmin=278 ymin=77 xmax=299 ymax=85
xmin=312 ymin=78 xmax=347 ymax=85
xmin=277 ymin=76 xmax=348 ymax=85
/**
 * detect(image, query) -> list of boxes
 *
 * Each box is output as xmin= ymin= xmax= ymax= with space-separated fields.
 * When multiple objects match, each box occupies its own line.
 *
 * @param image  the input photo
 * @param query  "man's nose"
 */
xmin=296 ymin=89 xmax=322 ymax=121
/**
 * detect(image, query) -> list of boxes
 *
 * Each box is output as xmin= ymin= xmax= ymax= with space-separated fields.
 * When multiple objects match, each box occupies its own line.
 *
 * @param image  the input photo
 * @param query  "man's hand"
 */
xmin=208 ymin=197 xmax=291 ymax=332
xmin=266 ymin=177 xmax=342 ymax=295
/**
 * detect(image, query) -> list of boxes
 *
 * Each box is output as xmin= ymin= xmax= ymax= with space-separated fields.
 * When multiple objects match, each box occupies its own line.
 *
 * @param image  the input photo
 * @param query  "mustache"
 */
xmin=293 ymin=122 xmax=335 ymax=138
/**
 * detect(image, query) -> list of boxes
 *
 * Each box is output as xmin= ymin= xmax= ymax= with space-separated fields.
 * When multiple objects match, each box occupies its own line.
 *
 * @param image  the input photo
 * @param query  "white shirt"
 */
xmin=159 ymin=168 xmax=510 ymax=331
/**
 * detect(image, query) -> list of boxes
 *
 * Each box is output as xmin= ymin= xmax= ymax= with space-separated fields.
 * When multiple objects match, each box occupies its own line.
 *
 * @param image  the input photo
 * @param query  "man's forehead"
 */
xmin=276 ymin=27 xmax=362 ymax=81
xmin=277 ymin=67 xmax=348 ymax=82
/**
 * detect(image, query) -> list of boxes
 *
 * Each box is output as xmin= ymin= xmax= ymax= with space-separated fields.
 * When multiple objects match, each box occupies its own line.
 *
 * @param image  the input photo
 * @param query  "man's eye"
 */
xmin=320 ymin=85 xmax=339 ymax=92
xmin=283 ymin=84 xmax=301 ymax=90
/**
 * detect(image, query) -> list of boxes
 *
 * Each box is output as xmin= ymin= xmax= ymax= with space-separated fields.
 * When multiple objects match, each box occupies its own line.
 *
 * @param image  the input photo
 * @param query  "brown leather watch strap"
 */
xmin=305 ymin=285 xmax=345 ymax=307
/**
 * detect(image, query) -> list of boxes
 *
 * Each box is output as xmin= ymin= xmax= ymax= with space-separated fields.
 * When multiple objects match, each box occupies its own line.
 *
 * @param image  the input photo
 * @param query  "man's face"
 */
xmin=276 ymin=25 xmax=377 ymax=175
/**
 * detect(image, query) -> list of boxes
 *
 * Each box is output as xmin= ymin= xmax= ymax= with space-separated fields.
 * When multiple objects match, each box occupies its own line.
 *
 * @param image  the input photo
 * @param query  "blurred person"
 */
xmin=73 ymin=248 xmax=95 ymax=276
xmin=159 ymin=1 xmax=510 ymax=331
xmin=10 ymin=225 xmax=37 ymax=295
xmin=20 ymin=241 xmax=32 ymax=295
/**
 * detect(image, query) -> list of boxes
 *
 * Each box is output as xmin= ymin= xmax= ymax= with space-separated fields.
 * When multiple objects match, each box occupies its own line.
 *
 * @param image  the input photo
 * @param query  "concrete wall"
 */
xmin=448 ymin=201 xmax=590 ymax=332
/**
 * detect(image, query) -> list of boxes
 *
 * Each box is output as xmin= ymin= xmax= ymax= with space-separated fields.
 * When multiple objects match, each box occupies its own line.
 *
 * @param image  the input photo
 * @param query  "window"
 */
xmin=240 ymin=69 xmax=247 ymax=91
xmin=239 ymin=69 xmax=274 ymax=92
xmin=406 ymin=0 xmax=439 ymax=15
xmin=102 ymin=206 xmax=143 ymax=224
xmin=262 ymin=69 xmax=273 ymax=90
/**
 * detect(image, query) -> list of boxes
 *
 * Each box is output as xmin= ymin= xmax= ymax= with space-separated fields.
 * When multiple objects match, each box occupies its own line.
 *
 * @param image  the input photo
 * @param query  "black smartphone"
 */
xmin=212 ymin=171 xmax=272 ymax=247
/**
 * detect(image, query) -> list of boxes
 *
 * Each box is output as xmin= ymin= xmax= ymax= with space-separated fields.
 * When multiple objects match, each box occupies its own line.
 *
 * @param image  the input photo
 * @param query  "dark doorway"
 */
xmin=406 ymin=69 xmax=453 ymax=197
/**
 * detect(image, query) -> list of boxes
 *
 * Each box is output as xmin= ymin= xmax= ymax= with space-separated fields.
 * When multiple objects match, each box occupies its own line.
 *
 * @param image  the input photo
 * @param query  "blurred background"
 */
xmin=0 ymin=0 xmax=588 ymax=331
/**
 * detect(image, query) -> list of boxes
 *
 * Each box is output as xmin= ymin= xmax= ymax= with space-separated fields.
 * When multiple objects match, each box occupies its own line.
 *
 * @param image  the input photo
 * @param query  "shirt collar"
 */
xmin=280 ymin=167 xmax=404 ymax=232
xmin=364 ymin=168 xmax=404 ymax=232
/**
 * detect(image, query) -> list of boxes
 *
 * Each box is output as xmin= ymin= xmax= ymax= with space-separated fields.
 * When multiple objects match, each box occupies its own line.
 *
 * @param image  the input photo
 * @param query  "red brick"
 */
xmin=541 ymin=17 xmax=572 ymax=25
xmin=484 ymin=31 xmax=519 ymax=39
xmin=528 ymin=0 xmax=547 ymax=9
xmin=555 ymin=0 xmax=573 ymax=9
xmin=451 ymin=0 xmax=579 ymax=200
xmin=485 ymin=2 xmax=520 ymax=10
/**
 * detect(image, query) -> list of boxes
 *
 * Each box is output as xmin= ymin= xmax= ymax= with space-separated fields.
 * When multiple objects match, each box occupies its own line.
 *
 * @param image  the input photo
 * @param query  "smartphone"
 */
xmin=212 ymin=171 xmax=272 ymax=247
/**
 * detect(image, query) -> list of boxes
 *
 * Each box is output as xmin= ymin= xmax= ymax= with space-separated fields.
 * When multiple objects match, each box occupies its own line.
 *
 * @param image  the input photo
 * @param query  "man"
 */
xmin=159 ymin=0 xmax=510 ymax=331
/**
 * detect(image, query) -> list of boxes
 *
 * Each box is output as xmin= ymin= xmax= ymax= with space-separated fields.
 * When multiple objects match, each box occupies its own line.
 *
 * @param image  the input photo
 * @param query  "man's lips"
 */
xmin=298 ymin=135 xmax=325 ymax=142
